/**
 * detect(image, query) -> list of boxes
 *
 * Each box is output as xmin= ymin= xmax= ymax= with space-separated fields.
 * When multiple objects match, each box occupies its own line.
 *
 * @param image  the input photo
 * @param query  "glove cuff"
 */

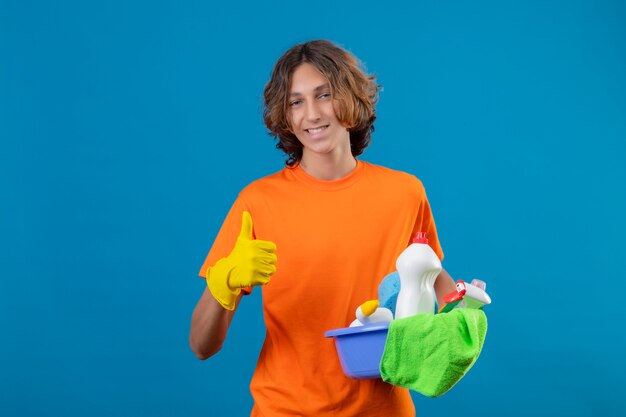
xmin=206 ymin=258 xmax=241 ymax=311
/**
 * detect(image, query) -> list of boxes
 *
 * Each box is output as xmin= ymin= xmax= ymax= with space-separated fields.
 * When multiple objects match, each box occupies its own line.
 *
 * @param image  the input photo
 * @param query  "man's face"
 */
xmin=288 ymin=63 xmax=350 ymax=158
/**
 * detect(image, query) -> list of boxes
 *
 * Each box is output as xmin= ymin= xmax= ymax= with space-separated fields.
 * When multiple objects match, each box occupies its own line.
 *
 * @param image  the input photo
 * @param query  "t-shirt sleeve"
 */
xmin=413 ymin=181 xmax=445 ymax=262
xmin=198 ymin=192 xmax=254 ymax=294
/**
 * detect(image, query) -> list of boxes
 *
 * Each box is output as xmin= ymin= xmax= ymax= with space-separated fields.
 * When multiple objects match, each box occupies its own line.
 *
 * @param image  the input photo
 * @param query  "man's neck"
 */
xmin=299 ymin=150 xmax=357 ymax=181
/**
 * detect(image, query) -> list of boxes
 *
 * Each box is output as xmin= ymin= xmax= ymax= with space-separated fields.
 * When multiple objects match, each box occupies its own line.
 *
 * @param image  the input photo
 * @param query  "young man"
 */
xmin=190 ymin=40 xmax=456 ymax=417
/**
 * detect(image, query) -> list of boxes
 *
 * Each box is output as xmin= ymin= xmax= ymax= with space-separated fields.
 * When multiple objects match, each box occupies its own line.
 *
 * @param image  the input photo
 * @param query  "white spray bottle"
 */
xmin=394 ymin=232 xmax=442 ymax=319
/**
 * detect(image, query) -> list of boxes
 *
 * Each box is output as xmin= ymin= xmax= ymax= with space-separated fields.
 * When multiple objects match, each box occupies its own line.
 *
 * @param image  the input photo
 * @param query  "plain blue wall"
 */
xmin=1 ymin=0 xmax=625 ymax=415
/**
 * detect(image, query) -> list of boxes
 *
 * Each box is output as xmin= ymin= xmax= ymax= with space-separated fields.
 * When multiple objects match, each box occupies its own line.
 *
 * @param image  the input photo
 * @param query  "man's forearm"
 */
xmin=434 ymin=268 xmax=457 ymax=308
xmin=189 ymin=287 xmax=241 ymax=360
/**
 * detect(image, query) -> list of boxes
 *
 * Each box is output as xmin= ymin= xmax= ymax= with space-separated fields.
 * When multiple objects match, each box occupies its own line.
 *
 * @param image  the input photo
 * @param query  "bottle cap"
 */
xmin=470 ymin=279 xmax=486 ymax=291
xmin=412 ymin=232 xmax=429 ymax=244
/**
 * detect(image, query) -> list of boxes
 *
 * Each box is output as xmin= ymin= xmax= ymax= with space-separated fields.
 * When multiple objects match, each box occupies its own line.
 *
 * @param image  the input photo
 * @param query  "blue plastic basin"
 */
xmin=324 ymin=323 xmax=390 ymax=379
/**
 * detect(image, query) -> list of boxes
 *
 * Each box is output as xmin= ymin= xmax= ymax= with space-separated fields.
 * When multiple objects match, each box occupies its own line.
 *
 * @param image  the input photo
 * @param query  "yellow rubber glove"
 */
xmin=206 ymin=211 xmax=277 ymax=310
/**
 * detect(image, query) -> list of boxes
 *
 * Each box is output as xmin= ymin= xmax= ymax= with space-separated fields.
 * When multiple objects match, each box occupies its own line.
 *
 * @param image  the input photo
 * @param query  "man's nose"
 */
xmin=304 ymin=100 xmax=321 ymax=121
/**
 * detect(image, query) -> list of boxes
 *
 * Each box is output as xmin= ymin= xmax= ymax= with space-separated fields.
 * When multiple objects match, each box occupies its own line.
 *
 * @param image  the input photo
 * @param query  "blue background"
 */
xmin=1 ymin=0 xmax=625 ymax=415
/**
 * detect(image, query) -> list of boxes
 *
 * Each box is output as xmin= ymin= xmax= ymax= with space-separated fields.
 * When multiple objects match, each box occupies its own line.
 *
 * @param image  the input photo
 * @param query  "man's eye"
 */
xmin=290 ymin=100 xmax=302 ymax=107
xmin=319 ymin=93 xmax=331 ymax=100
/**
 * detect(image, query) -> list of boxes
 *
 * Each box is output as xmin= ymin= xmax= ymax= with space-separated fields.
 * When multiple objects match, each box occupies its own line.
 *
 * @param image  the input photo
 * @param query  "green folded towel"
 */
xmin=380 ymin=309 xmax=487 ymax=397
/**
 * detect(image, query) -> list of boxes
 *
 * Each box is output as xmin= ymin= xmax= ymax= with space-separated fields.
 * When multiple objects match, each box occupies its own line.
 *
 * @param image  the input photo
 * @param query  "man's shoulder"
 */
xmin=239 ymin=167 xmax=292 ymax=197
xmin=362 ymin=161 xmax=425 ymax=189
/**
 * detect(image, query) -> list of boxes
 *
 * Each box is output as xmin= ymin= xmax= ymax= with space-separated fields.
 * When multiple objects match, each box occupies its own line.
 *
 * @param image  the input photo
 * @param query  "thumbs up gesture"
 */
xmin=227 ymin=211 xmax=277 ymax=288
xmin=207 ymin=211 xmax=278 ymax=310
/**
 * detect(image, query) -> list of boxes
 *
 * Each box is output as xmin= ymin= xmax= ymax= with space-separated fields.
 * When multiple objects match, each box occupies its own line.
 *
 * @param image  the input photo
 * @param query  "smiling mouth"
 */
xmin=305 ymin=125 xmax=329 ymax=134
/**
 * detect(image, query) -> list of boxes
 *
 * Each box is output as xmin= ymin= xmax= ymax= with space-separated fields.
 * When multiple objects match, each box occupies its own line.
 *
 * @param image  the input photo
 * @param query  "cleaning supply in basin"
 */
xmin=378 ymin=271 xmax=401 ymax=314
xmin=394 ymin=232 xmax=442 ymax=319
xmin=349 ymin=300 xmax=394 ymax=327
xmin=461 ymin=279 xmax=491 ymax=308
xmin=378 ymin=271 xmax=439 ymax=316
xmin=440 ymin=279 xmax=492 ymax=313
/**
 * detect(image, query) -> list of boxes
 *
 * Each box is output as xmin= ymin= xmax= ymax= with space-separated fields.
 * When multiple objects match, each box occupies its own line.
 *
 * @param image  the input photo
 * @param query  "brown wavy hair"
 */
xmin=263 ymin=40 xmax=380 ymax=166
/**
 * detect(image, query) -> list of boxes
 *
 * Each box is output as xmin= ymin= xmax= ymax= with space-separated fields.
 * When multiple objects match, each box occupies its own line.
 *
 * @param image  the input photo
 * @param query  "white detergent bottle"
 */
xmin=394 ymin=232 xmax=442 ymax=319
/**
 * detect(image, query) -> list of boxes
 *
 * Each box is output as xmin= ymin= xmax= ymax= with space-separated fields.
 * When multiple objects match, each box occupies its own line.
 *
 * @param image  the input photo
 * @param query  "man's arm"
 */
xmin=189 ymin=288 xmax=243 ymax=360
xmin=434 ymin=268 xmax=457 ymax=308
xmin=190 ymin=211 xmax=276 ymax=359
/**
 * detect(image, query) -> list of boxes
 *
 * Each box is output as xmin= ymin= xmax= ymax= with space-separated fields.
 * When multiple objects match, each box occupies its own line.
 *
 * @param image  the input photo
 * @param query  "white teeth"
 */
xmin=307 ymin=126 xmax=327 ymax=134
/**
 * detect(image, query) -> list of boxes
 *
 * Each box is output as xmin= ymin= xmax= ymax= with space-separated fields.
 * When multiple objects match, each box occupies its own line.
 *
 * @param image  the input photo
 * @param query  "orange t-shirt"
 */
xmin=199 ymin=160 xmax=444 ymax=417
